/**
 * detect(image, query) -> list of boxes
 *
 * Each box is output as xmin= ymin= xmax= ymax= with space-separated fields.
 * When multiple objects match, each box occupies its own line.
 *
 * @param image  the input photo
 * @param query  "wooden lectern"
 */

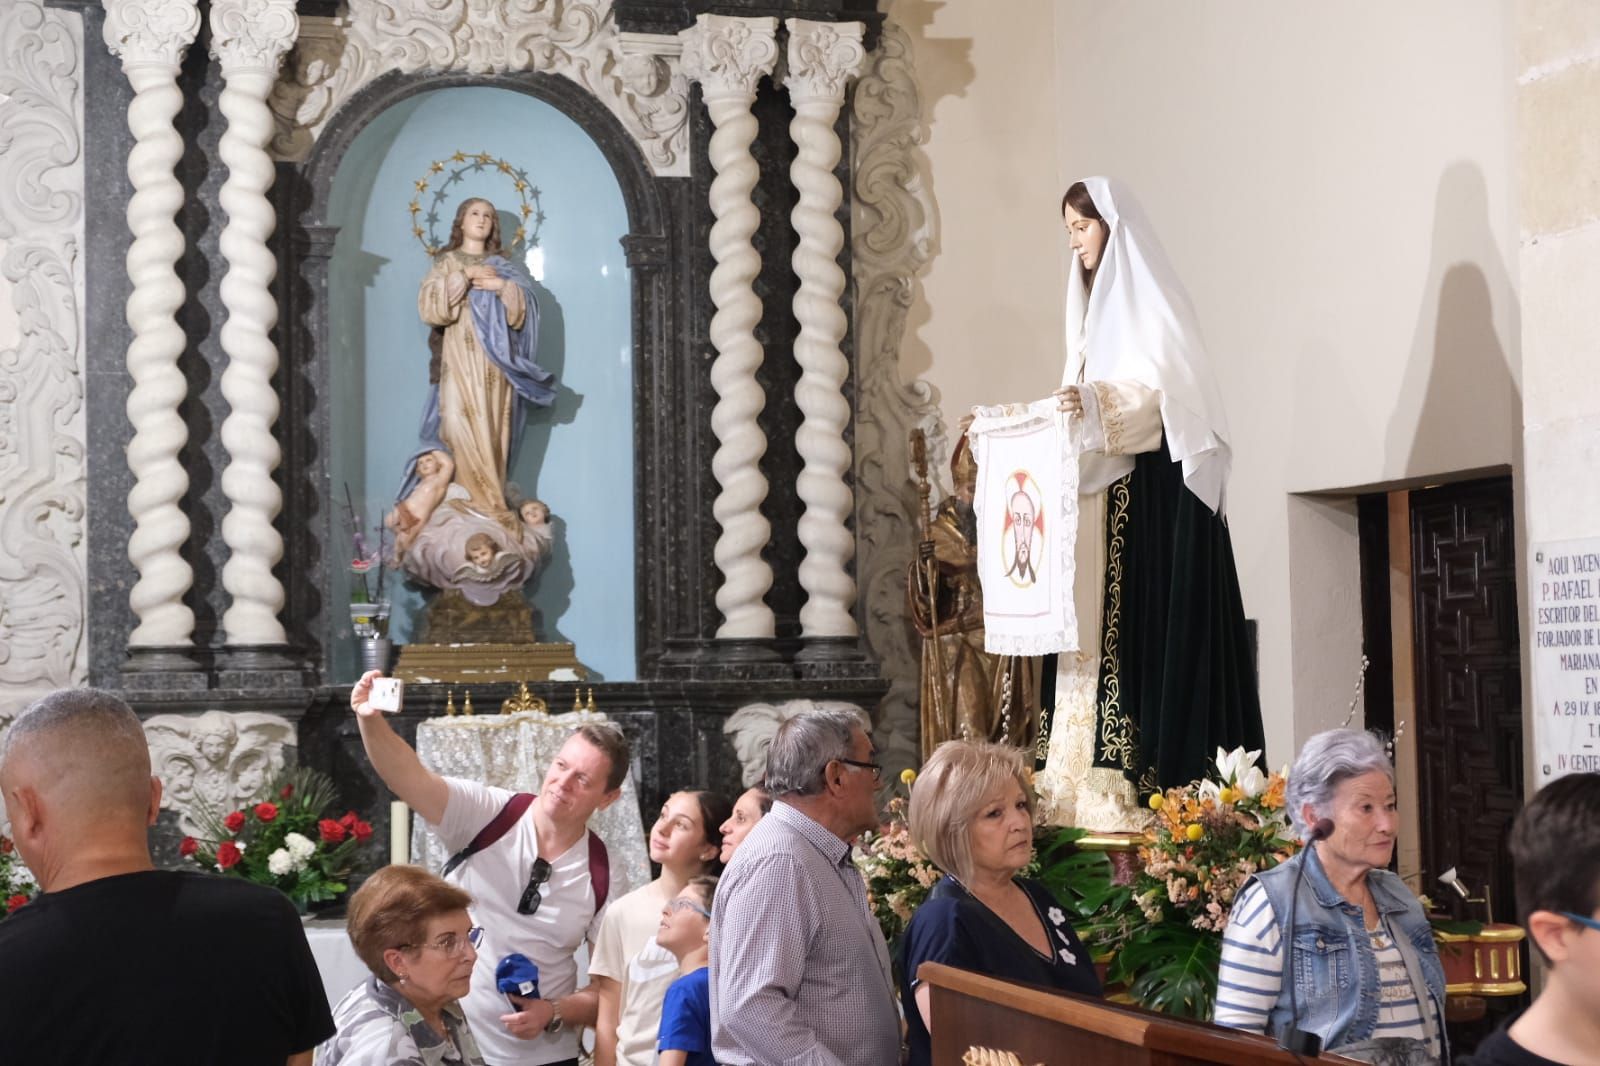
xmin=922 ymin=963 xmax=1362 ymax=1066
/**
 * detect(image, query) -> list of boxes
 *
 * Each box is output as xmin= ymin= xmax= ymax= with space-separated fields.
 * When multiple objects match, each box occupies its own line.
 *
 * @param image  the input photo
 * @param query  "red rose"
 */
xmin=280 ymin=784 xmax=294 ymax=800
xmin=318 ymin=819 xmax=347 ymax=844
xmin=351 ymin=820 xmax=374 ymax=842
xmin=6 ymin=894 xmax=27 ymax=914
xmin=178 ymin=836 xmax=199 ymax=857
xmin=253 ymin=802 xmax=279 ymax=823
xmin=223 ymin=811 xmax=246 ymax=833
xmin=340 ymin=811 xmax=359 ymax=830
xmin=216 ymin=841 xmax=242 ymax=869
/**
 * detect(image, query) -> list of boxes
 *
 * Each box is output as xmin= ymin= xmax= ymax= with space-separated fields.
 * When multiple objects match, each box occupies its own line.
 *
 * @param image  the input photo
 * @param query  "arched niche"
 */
xmin=285 ymin=70 xmax=697 ymax=683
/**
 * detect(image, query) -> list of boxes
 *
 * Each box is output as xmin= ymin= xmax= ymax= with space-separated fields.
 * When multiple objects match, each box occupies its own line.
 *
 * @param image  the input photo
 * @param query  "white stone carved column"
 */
xmin=784 ymin=19 xmax=867 ymax=641
xmin=681 ymin=15 xmax=780 ymax=640
xmin=0 ymin=0 xmax=88 ymax=714
xmin=103 ymin=0 xmax=202 ymax=650
xmin=210 ymin=0 xmax=298 ymax=648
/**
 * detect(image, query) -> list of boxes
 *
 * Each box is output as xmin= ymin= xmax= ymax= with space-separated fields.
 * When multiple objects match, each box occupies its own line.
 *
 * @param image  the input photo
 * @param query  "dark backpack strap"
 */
xmin=441 ymin=792 xmax=536 ymax=878
xmin=587 ymin=829 xmax=610 ymax=911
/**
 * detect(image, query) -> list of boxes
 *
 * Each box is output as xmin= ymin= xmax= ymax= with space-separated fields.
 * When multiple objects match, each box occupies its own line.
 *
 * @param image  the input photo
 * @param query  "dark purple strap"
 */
xmin=440 ymin=792 xmax=535 ymax=878
xmin=587 ymin=829 xmax=610 ymax=910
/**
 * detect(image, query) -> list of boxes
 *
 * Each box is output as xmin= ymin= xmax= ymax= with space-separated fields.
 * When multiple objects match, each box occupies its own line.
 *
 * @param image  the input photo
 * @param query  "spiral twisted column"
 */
xmin=104 ymin=0 xmax=202 ymax=651
xmin=210 ymin=0 xmax=298 ymax=649
xmin=784 ymin=19 xmax=867 ymax=640
xmin=681 ymin=14 xmax=779 ymax=640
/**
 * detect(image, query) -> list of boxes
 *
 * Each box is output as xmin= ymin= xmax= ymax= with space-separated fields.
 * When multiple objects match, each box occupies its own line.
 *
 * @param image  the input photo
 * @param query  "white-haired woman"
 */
xmin=900 ymin=741 xmax=1101 ymax=1066
xmin=1214 ymin=729 xmax=1447 ymax=1065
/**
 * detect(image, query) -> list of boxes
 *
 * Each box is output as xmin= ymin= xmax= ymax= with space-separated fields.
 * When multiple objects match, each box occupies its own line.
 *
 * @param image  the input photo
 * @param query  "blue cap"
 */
xmin=495 ymin=953 xmax=540 ymax=999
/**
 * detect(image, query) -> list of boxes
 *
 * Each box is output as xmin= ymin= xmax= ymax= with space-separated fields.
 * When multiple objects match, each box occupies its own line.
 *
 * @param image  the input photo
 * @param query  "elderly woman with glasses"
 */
xmin=900 ymin=740 xmax=1102 ymax=1066
xmin=1214 ymin=729 xmax=1447 ymax=1065
xmin=317 ymin=865 xmax=487 ymax=1066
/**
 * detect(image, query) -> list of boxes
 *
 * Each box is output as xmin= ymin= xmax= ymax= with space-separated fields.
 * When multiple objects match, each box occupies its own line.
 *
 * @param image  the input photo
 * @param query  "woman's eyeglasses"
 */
xmin=403 ymin=925 xmax=483 ymax=958
xmin=518 ymin=857 xmax=552 ymax=915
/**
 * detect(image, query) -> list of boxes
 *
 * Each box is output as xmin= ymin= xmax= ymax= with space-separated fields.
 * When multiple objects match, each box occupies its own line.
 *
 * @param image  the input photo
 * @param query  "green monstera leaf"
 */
xmin=1109 ymin=922 xmax=1222 ymax=1020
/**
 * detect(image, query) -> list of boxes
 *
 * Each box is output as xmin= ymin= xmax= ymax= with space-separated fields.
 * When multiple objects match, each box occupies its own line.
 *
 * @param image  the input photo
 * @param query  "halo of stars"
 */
xmin=408 ymin=151 xmax=546 ymax=258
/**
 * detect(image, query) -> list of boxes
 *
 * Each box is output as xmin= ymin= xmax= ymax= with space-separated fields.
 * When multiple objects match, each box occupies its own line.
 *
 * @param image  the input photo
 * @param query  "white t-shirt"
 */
xmin=434 ymin=778 xmax=613 ymax=1066
xmin=588 ymin=881 xmax=681 ymax=1066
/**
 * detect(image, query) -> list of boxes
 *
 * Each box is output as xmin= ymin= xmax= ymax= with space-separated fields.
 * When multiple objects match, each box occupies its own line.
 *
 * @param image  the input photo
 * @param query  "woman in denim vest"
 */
xmin=1214 ymin=729 xmax=1448 ymax=1065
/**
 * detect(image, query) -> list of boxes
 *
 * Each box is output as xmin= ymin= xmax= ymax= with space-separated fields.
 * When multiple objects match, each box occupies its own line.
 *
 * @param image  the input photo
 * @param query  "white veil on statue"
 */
xmin=1063 ymin=176 xmax=1233 ymax=515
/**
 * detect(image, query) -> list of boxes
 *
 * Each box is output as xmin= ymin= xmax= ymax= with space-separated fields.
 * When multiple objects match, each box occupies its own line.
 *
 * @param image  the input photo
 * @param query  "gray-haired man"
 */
xmin=709 ymin=706 xmax=900 ymax=1066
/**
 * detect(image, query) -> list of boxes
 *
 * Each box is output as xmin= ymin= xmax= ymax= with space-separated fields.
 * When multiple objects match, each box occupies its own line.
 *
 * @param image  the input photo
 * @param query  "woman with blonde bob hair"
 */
xmin=899 ymin=741 xmax=1101 ymax=1066
xmin=318 ymin=865 xmax=487 ymax=1065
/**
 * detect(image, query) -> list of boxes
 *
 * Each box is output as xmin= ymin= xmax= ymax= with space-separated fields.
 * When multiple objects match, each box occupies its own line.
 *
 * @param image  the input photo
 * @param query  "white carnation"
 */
xmin=267 ymin=848 xmax=296 ymax=877
xmin=285 ymin=832 xmax=316 ymax=863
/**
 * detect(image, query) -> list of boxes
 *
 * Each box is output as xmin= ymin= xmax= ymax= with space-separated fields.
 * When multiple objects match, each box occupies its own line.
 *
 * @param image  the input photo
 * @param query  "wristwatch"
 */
xmin=543 ymin=1000 xmax=564 ymax=1035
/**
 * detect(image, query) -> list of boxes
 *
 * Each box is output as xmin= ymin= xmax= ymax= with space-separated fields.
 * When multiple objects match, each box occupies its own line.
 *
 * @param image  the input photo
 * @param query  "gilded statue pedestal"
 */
xmin=393 ymin=590 xmax=582 ymax=683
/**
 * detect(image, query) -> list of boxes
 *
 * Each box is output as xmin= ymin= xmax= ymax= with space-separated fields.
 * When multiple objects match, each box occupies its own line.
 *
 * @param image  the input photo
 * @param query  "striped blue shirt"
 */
xmin=1213 ymin=882 xmax=1429 ymax=1046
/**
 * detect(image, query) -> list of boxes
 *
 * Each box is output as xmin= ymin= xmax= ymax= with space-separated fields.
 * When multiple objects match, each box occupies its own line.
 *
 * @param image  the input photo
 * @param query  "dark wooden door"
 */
xmin=1409 ymin=476 xmax=1523 ymax=923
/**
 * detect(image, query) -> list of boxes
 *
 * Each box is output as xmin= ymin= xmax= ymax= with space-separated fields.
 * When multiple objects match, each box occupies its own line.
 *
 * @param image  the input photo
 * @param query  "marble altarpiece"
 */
xmin=0 ymin=0 xmax=950 ymax=855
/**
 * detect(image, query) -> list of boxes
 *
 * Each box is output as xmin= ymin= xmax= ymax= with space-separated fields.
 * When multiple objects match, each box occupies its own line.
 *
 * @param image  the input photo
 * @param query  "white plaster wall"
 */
xmin=901 ymin=0 xmax=1520 ymax=767
xmin=890 ymin=0 xmax=1065 ymax=431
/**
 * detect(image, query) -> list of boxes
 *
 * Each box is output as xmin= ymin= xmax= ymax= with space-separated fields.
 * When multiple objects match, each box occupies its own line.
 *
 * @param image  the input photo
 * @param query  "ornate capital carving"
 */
xmin=102 ymin=0 xmax=201 ymax=73
xmin=679 ymin=14 xmax=778 ymax=99
xmin=209 ymin=0 xmax=298 ymax=76
xmin=783 ymin=18 xmax=865 ymax=103
xmin=144 ymin=710 xmax=297 ymax=836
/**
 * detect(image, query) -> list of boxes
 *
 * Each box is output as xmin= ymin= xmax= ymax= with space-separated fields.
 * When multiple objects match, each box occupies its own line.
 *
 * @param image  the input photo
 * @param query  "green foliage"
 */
xmin=1109 ymin=922 xmax=1223 ymax=1020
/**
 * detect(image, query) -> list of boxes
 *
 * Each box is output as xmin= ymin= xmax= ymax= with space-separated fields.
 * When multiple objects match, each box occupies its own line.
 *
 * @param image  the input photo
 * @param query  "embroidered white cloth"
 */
xmin=967 ymin=398 xmax=1080 ymax=655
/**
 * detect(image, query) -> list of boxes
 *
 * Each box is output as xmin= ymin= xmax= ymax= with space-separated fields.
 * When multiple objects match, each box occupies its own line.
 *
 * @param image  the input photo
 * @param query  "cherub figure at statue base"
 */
xmin=391 ymin=488 xmax=554 ymax=608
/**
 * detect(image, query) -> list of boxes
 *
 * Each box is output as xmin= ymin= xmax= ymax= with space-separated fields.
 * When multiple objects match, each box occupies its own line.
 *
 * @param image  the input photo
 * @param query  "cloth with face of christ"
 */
xmin=966 ymin=398 xmax=1081 ymax=657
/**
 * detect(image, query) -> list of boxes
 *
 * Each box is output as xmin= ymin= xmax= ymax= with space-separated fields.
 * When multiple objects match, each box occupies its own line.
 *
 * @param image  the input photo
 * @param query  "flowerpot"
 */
xmin=359 ymin=637 xmax=394 ymax=675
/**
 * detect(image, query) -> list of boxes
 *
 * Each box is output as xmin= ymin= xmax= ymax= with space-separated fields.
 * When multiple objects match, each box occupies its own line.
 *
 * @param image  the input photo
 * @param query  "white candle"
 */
xmin=390 ymin=800 xmax=410 ymax=866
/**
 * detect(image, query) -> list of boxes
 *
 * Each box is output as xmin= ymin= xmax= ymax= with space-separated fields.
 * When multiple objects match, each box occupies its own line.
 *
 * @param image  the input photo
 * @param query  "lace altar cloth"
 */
xmin=410 ymin=710 xmax=650 ymax=891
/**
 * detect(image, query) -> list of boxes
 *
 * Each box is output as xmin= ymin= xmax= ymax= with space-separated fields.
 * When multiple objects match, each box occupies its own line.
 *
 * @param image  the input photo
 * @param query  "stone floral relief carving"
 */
xmin=850 ymin=19 xmax=944 ymax=780
xmin=0 ymin=0 xmax=88 ymax=725
xmin=724 ymin=698 xmax=866 ymax=788
xmin=267 ymin=0 xmax=690 ymax=177
xmin=144 ymin=710 xmax=298 ymax=836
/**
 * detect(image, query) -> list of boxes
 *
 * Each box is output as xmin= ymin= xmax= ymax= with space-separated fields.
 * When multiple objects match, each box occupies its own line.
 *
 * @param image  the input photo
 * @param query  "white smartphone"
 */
xmin=370 ymin=676 xmax=404 ymax=713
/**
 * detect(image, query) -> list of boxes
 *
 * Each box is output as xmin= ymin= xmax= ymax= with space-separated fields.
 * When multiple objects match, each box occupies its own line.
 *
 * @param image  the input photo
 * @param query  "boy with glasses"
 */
xmin=1463 ymin=772 xmax=1600 ymax=1066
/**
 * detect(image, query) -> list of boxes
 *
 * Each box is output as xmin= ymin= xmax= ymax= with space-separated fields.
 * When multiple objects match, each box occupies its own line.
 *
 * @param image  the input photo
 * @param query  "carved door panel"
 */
xmin=1409 ymin=476 xmax=1522 ymax=922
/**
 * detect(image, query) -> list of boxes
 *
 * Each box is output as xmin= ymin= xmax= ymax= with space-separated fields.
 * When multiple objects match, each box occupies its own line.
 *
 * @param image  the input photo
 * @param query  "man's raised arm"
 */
xmin=350 ymin=670 xmax=449 ymax=826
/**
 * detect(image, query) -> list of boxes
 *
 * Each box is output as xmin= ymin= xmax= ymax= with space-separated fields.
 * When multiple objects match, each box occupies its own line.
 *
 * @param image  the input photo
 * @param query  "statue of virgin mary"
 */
xmin=388 ymin=197 xmax=557 ymax=607
xmin=1033 ymin=176 xmax=1266 ymax=831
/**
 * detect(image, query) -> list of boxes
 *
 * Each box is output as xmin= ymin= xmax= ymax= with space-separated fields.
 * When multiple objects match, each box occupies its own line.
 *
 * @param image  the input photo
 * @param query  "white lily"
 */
xmin=1235 ymin=764 xmax=1268 ymax=798
xmin=1197 ymin=778 xmax=1223 ymax=803
xmin=1213 ymin=745 xmax=1262 ymax=786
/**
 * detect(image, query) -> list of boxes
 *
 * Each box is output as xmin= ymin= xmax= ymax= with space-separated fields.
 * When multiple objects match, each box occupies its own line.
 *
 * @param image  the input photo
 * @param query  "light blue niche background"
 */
xmin=327 ymin=86 xmax=635 ymax=682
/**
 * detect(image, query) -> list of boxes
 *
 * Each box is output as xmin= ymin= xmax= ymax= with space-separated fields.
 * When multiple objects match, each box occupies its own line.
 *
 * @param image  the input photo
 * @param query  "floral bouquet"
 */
xmin=1102 ymin=746 xmax=1297 ymax=1018
xmin=855 ymin=770 xmax=942 ymax=956
xmin=0 ymin=834 xmax=37 ymax=918
xmin=182 ymin=767 xmax=374 ymax=913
